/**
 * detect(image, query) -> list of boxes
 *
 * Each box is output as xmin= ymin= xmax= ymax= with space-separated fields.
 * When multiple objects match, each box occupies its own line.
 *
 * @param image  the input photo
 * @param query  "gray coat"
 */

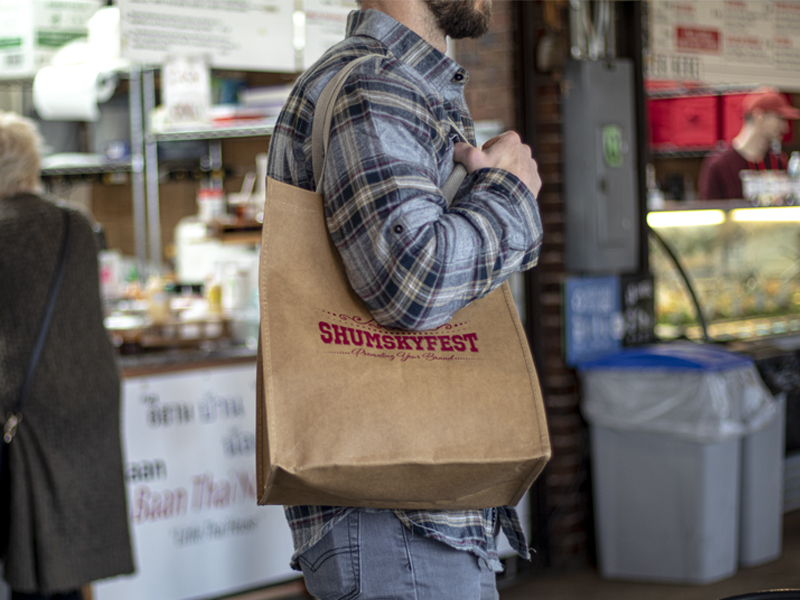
xmin=0 ymin=193 xmax=134 ymax=594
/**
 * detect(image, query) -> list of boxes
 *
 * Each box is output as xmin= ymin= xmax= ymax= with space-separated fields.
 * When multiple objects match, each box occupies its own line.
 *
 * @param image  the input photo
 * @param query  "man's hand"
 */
xmin=453 ymin=131 xmax=542 ymax=197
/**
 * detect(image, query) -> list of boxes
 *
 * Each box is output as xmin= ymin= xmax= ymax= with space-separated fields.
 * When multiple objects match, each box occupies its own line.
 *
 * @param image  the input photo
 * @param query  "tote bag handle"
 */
xmin=310 ymin=55 xmax=467 ymax=202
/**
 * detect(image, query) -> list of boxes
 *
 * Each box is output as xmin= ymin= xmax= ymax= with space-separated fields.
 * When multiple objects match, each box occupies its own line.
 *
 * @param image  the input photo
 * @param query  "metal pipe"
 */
xmin=143 ymin=68 xmax=162 ymax=275
xmin=128 ymin=64 xmax=148 ymax=278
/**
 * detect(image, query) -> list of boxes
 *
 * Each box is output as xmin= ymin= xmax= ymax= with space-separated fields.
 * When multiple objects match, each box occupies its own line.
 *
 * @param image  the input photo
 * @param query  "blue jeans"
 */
xmin=297 ymin=510 xmax=499 ymax=600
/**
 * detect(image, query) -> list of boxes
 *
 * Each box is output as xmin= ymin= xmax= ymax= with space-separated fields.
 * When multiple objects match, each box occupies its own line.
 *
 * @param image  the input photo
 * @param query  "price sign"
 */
xmin=564 ymin=276 xmax=624 ymax=366
xmin=621 ymin=274 xmax=656 ymax=347
xmin=646 ymin=0 xmax=800 ymax=90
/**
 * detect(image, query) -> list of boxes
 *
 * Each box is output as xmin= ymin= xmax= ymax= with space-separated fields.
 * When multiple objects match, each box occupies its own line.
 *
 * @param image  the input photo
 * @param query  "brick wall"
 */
xmin=457 ymin=0 xmax=517 ymax=126
xmin=455 ymin=0 xmax=592 ymax=571
xmin=528 ymin=42 xmax=592 ymax=570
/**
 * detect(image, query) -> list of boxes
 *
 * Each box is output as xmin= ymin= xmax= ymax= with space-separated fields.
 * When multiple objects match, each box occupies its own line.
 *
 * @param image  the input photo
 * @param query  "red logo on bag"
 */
xmin=317 ymin=312 xmax=480 ymax=362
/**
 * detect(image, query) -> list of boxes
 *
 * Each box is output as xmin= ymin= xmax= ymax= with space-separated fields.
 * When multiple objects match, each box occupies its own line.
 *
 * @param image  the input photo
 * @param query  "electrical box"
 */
xmin=562 ymin=59 xmax=639 ymax=274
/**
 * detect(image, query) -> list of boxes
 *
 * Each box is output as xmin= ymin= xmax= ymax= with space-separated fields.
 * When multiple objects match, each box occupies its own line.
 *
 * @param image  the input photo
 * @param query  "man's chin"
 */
xmin=426 ymin=0 xmax=493 ymax=40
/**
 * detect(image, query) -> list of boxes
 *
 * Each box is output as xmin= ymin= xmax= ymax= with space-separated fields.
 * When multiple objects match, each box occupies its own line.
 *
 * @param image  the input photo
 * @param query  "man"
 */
xmin=266 ymin=1 xmax=543 ymax=597
xmin=699 ymin=87 xmax=800 ymax=200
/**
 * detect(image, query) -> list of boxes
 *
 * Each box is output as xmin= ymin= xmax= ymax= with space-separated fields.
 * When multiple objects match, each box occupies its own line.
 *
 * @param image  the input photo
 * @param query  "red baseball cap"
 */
xmin=742 ymin=89 xmax=800 ymax=120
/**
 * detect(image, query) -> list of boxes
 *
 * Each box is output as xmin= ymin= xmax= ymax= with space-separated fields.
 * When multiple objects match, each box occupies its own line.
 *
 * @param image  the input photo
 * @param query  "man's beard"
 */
xmin=425 ymin=0 xmax=493 ymax=40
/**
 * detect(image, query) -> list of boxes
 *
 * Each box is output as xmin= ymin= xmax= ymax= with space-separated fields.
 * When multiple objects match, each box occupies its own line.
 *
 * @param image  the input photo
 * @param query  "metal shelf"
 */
xmin=650 ymin=147 xmax=717 ymax=159
xmin=41 ymin=160 xmax=133 ymax=177
xmin=149 ymin=122 xmax=275 ymax=142
xmin=0 ymin=78 xmax=33 ymax=86
xmin=648 ymin=199 xmax=754 ymax=212
xmin=645 ymin=83 xmax=761 ymax=100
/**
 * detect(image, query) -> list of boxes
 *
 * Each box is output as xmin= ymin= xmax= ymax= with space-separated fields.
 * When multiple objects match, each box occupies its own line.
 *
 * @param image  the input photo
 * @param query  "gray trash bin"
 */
xmin=579 ymin=342 xmax=780 ymax=584
xmin=740 ymin=392 xmax=785 ymax=567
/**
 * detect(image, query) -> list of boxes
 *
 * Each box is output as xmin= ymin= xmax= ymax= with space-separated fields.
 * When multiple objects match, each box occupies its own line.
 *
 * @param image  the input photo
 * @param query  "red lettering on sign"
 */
xmin=676 ymin=26 xmax=720 ymax=53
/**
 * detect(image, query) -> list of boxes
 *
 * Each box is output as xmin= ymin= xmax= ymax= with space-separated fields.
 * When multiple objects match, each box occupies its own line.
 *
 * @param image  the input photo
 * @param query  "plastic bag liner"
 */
xmin=578 ymin=342 xmax=777 ymax=443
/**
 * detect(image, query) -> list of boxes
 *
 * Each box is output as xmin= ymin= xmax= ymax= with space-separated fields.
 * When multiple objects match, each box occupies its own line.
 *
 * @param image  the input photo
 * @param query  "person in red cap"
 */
xmin=698 ymin=87 xmax=800 ymax=200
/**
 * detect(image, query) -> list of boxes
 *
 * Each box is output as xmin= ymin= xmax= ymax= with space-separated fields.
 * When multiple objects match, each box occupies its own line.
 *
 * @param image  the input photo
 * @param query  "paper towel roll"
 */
xmin=89 ymin=7 xmax=122 ymax=60
xmin=33 ymin=64 xmax=117 ymax=121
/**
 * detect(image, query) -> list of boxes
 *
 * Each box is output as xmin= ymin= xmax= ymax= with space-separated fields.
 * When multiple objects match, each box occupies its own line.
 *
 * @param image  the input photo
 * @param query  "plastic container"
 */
xmin=579 ymin=342 xmax=779 ymax=584
xmin=588 ymin=422 xmax=741 ymax=584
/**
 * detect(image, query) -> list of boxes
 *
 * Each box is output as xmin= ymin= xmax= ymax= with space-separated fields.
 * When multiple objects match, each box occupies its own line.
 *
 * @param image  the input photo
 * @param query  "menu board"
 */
xmin=302 ymin=0 xmax=357 ymax=70
xmin=620 ymin=274 xmax=656 ymax=347
xmin=118 ymin=0 xmax=297 ymax=72
xmin=646 ymin=0 xmax=800 ymax=91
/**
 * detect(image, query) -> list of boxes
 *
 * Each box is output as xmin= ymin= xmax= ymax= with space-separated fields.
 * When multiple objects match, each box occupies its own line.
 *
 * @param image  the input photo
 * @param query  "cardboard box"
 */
xmin=0 ymin=0 xmax=101 ymax=80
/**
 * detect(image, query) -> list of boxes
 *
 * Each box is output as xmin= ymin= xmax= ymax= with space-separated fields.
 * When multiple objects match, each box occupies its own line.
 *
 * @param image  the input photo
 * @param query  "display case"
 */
xmin=649 ymin=201 xmax=800 ymax=344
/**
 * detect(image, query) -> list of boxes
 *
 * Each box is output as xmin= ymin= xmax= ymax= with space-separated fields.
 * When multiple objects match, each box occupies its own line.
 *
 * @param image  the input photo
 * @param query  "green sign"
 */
xmin=0 ymin=37 xmax=22 ymax=50
xmin=602 ymin=124 xmax=623 ymax=168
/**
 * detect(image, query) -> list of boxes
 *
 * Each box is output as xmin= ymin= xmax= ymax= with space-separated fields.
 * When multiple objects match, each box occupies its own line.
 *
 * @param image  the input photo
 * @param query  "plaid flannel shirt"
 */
xmin=266 ymin=9 xmax=543 ymax=572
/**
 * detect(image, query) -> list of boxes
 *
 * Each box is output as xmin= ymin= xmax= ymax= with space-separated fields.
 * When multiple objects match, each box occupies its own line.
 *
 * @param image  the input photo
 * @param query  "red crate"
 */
xmin=647 ymin=95 xmax=719 ymax=150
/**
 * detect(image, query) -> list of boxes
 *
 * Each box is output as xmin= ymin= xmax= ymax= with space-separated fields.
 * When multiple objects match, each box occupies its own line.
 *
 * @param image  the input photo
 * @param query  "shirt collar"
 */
xmin=346 ymin=9 xmax=470 ymax=93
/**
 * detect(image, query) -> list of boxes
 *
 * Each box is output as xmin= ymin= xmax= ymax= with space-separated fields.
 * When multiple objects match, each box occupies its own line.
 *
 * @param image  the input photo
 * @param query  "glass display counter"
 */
xmin=649 ymin=201 xmax=800 ymax=344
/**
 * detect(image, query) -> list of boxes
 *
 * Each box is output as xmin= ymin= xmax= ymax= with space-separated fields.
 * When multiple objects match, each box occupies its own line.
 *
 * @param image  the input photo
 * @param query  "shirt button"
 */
xmin=453 ymin=72 xmax=464 ymax=82
xmin=393 ymin=225 xmax=403 ymax=234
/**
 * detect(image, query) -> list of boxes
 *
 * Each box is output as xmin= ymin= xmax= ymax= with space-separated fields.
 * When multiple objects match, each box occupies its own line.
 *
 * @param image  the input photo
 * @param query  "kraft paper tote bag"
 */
xmin=257 ymin=56 xmax=550 ymax=510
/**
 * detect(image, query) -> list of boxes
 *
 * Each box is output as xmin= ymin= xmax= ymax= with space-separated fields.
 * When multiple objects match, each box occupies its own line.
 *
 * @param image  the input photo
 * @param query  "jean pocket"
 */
xmin=297 ymin=513 xmax=361 ymax=600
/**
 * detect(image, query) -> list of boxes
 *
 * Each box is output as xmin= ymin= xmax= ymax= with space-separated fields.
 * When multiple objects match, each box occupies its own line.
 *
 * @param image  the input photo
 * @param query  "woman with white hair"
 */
xmin=0 ymin=111 xmax=134 ymax=600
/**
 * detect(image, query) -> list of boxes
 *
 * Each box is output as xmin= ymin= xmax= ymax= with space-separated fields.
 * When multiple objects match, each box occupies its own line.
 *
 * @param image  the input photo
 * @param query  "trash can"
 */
xmin=740 ymin=392 xmax=785 ymax=567
xmin=579 ymin=342 xmax=779 ymax=584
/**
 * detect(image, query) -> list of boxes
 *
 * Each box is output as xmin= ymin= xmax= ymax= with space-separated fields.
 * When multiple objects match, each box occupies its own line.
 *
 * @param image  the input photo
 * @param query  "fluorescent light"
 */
xmin=730 ymin=207 xmax=800 ymax=222
xmin=647 ymin=210 xmax=726 ymax=228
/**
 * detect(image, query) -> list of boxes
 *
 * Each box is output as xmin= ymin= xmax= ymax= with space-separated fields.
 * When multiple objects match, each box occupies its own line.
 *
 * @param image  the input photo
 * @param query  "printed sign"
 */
xmin=563 ymin=276 xmax=624 ymax=366
xmin=94 ymin=364 xmax=296 ymax=600
xmin=118 ymin=0 xmax=296 ymax=72
xmin=0 ymin=0 xmax=102 ymax=79
xmin=646 ymin=0 xmax=800 ymax=90
xmin=302 ymin=0 xmax=357 ymax=70
xmin=602 ymin=124 xmax=624 ymax=168
xmin=162 ymin=55 xmax=211 ymax=128
xmin=620 ymin=274 xmax=656 ymax=346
